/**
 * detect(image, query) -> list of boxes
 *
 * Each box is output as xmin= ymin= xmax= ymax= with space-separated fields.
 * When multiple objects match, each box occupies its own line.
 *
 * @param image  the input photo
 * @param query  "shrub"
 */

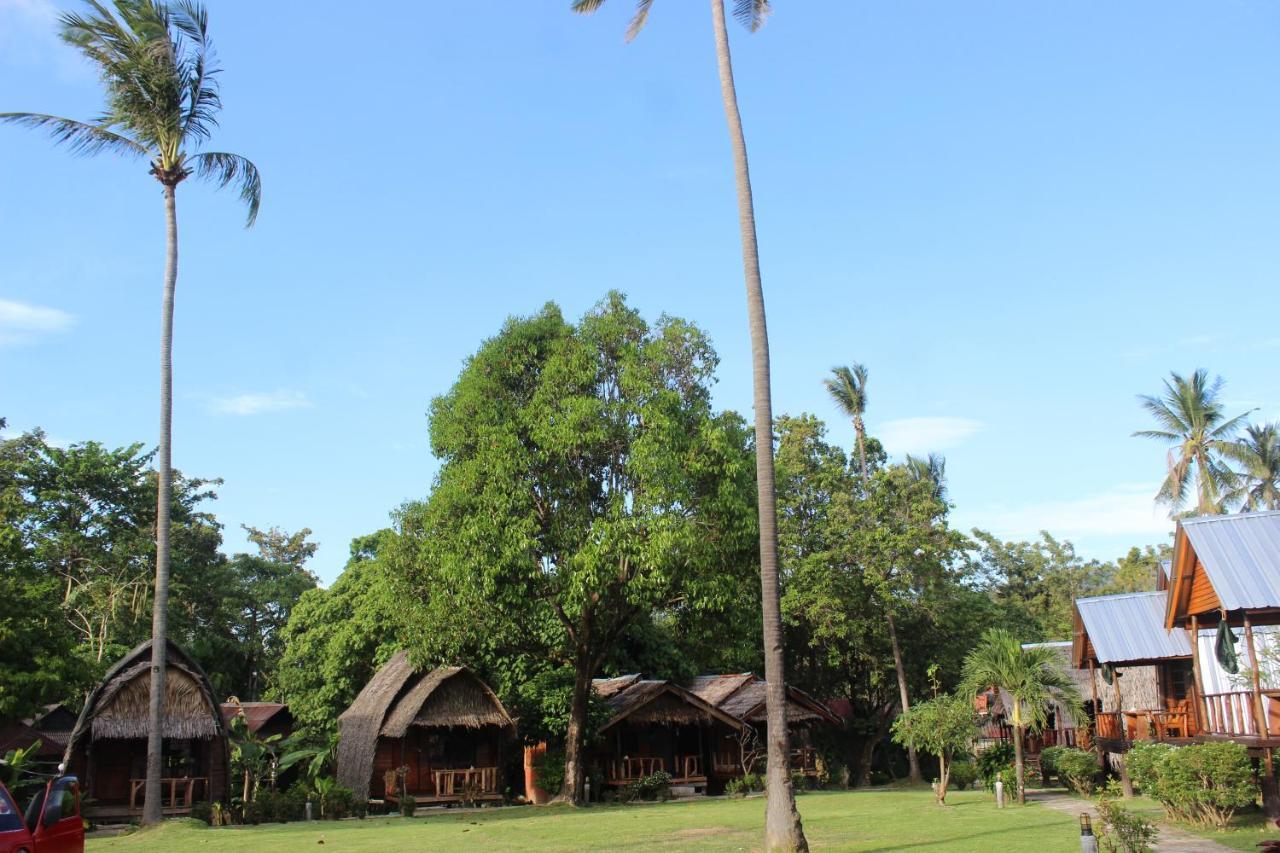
xmin=725 ymin=773 xmax=764 ymax=797
xmin=1152 ymin=742 xmax=1257 ymax=828
xmin=531 ymin=747 xmax=565 ymax=796
xmin=1038 ymin=746 xmax=1066 ymax=786
xmin=1124 ymin=742 xmax=1173 ymax=795
xmin=322 ymin=783 xmax=357 ymax=820
xmin=947 ymin=760 xmax=977 ymax=791
xmin=791 ymin=771 xmax=816 ymax=792
xmin=1055 ymin=748 xmax=1101 ymax=795
xmin=254 ymin=787 xmax=307 ymax=823
xmin=623 ymin=771 xmax=672 ymax=802
xmin=1097 ymin=781 xmax=1157 ymax=853
xmin=189 ymin=801 xmax=213 ymax=825
xmin=976 ymin=743 xmax=1015 ymax=791
xmin=399 ymin=795 xmax=417 ymax=817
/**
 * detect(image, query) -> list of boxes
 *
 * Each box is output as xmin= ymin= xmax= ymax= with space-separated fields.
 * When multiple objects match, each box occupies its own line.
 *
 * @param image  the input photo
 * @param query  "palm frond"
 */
xmin=170 ymin=1 xmax=220 ymax=141
xmin=733 ymin=0 xmax=771 ymax=31
xmin=190 ymin=151 xmax=260 ymax=226
xmin=824 ymin=363 xmax=868 ymax=420
xmin=0 ymin=112 xmax=146 ymax=157
xmin=571 ymin=0 xmax=607 ymax=13
xmin=625 ymin=0 xmax=656 ymax=41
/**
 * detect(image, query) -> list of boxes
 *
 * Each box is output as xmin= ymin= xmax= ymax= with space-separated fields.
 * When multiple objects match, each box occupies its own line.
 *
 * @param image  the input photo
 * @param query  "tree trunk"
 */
xmin=562 ymin=660 xmax=592 ymax=805
xmin=854 ymin=416 xmax=868 ymax=485
xmin=936 ymin=753 xmax=948 ymax=805
xmin=886 ymin=611 xmax=922 ymax=784
xmin=143 ymin=183 xmax=178 ymax=826
xmin=1012 ymin=724 xmax=1026 ymax=805
xmin=709 ymin=1 xmax=806 ymax=850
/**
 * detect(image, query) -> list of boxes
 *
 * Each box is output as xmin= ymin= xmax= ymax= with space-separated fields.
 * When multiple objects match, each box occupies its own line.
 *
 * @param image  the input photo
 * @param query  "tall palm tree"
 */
xmin=825 ymin=364 xmax=870 ymax=485
xmin=2 ymin=0 xmax=259 ymax=826
xmin=571 ymin=1 xmax=807 ymax=848
xmin=904 ymin=452 xmax=947 ymax=501
xmin=1134 ymin=369 xmax=1250 ymax=517
xmin=961 ymin=629 xmax=1083 ymax=805
xmin=1226 ymin=424 xmax=1280 ymax=511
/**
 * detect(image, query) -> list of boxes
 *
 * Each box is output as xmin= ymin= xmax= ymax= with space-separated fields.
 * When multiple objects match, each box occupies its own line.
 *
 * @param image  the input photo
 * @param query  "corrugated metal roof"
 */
xmin=1076 ymin=590 xmax=1191 ymax=664
xmin=1181 ymin=511 xmax=1280 ymax=611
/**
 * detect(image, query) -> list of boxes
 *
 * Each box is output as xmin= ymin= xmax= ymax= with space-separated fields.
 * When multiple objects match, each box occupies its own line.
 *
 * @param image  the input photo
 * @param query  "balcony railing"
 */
xmin=127 ymin=777 xmax=208 ymax=813
xmin=1201 ymin=691 xmax=1258 ymax=737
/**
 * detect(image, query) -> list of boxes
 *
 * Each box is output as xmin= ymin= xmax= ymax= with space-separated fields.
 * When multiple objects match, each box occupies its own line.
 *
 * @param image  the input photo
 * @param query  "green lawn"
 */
xmin=87 ymin=790 xmax=1084 ymax=852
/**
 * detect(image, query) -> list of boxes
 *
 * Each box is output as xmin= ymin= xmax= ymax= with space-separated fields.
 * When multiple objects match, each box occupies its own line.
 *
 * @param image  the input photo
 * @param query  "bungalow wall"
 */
xmin=370 ymin=726 xmax=505 ymax=802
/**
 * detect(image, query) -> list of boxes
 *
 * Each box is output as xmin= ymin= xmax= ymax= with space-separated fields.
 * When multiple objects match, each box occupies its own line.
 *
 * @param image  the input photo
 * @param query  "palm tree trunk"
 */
xmin=1012 ymin=724 xmax=1026 ymax=805
xmin=709 ymin=2 xmax=805 ymax=849
xmin=143 ymin=183 xmax=178 ymax=826
xmin=886 ymin=611 xmax=922 ymax=784
xmin=854 ymin=416 xmax=868 ymax=485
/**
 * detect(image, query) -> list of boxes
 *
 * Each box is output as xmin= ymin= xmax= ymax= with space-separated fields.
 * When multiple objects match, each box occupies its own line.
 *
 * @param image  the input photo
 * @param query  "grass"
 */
xmin=87 ymin=789 xmax=1084 ymax=852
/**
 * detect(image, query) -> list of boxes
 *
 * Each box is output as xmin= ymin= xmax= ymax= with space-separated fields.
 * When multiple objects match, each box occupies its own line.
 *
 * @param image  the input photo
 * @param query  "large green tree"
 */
xmin=570 ymin=2 xmax=805 ymax=845
xmin=1134 ymin=369 xmax=1250 ymax=516
xmin=3 ymin=0 xmax=260 ymax=823
xmin=396 ymin=294 xmax=757 ymax=805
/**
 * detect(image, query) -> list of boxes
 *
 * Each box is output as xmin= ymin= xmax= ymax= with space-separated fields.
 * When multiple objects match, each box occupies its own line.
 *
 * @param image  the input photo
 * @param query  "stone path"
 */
xmin=1027 ymin=791 xmax=1234 ymax=852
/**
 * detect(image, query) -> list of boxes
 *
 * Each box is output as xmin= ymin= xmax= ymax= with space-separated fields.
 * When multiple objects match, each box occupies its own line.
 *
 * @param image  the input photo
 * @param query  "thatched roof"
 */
xmin=336 ymin=652 xmax=512 ymax=801
xmin=685 ymin=674 xmax=842 ymax=727
xmin=593 ymin=676 xmax=742 ymax=732
xmin=64 ymin=639 xmax=225 ymax=759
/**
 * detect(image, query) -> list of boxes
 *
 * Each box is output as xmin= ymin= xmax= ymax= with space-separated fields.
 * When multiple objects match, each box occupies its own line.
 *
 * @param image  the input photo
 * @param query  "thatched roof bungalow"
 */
xmin=63 ymin=639 xmax=229 ymax=819
xmin=336 ymin=652 xmax=514 ymax=805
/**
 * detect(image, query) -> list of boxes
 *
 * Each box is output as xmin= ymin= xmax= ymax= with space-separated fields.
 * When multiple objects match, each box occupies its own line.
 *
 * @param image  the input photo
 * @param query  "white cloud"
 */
xmin=877 ymin=416 xmax=983 ymax=455
xmin=206 ymin=390 xmax=312 ymax=416
xmin=0 ymin=0 xmax=77 ymax=73
xmin=0 ymin=297 xmax=75 ymax=346
xmin=965 ymin=483 xmax=1171 ymax=541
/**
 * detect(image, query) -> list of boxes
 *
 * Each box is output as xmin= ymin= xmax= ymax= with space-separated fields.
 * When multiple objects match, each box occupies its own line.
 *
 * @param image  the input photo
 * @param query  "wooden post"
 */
xmin=1088 ymin=659 xmax=1102 ymax=758
xmin=1245 ymin=614 xmax=1269 ymax=738
xmin=1189 ymin=614 xmax=1206 ymax=734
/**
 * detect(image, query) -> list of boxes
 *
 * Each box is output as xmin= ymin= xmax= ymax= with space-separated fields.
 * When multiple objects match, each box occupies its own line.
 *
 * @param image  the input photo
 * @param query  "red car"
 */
xmin=0 ymin=777 xmax=83 ymax=853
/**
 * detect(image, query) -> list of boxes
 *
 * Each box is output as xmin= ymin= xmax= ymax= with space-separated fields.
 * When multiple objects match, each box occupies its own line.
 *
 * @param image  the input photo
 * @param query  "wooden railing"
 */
xmin=1201 ymin=691 xmax=1257 ymax=737
xmin=713 ymin=749 xmax=739 ymax=773
xmin=675 ymin=754 xmax=703 ymax=780
xmin=790 ymin=747 xmax=818 ymax=773
xmin=608 ymin=756 xmax=664 ymax=782
xmin=1094 ymin=712 xmax=1124 ymax=740
xmin=433 ymin=767 xmax=498 ymax=797
xmin=128 ymin=777 xmax=207 ymax=813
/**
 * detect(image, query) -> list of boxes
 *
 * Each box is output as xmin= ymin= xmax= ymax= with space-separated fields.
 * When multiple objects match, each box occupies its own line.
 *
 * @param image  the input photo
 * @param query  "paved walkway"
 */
xmin=1027 ymin=791 xmax=1234 ymax=852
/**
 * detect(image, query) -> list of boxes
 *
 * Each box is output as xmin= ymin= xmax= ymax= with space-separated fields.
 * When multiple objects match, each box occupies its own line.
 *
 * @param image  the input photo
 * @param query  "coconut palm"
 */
xmin=1134 ymin=369 xmax=1250 ymax=517
xmin=1226 ymin=424 xmax=1280 ymax=511
xmin=2 ymin=0 xmax=259 ymax=825
xmin=961 ymin=629 xmax=1083 ymax=804
xmin=825 ymin=364 xmax=870 ymax=485
xmin=904 ymin=452 xmax=947 ymax=502
xmin=570 ymin=1 xmax=806 ymax=849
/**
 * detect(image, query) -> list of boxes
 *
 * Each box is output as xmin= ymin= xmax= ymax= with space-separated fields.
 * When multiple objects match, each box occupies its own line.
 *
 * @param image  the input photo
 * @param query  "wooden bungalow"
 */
xmin=591 ymin=675 xmax=744 ymax=794
xmin=63 ymin=639 xmax=230 ymax=819
xmin=684 ymin=674 xmax=841 ymax=780
xmin=336 ymin=652 xmax=514 ymax=806
xmin=1072 ymin=592 xmax=1193 ymax=748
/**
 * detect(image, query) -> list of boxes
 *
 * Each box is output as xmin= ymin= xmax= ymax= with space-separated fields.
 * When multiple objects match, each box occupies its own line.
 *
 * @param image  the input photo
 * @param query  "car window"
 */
xmin=23 ymin=786 xmax=44 ymax=833
xmin=42 ymin=781 xmax=76 ymax=826
xmin=0 ymin=786 xmax=23 ymax=833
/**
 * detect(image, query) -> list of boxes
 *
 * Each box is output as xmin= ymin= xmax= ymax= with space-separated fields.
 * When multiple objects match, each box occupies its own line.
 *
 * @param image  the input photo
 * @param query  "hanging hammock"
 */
xmin=1215 ymin=618 xmax=1240 ymax=675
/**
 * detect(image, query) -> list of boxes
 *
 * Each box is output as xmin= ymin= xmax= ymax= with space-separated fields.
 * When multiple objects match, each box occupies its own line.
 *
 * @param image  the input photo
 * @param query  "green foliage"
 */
xmin=310 ymin=777 xmax=358 ymax=820
xmin=510 ymin=666 xmax=610 ymax=747
xmin=947 ymin=760 xmax=977 ymax=791
xmin=249 ymin=785 xmax=308 ymax=823
xmin=1147 ymin=742 xmax=1257 ymax=828
xmin=1124 ymin=741 xmax=1173 ymax=795
xmin=0 ymin=739 xmax=45 ymax=797
xmin=1096 ymin=781 xmax=1158 ymax=852
xmin=189 ymin=801 xmax=213 ymax=825
xmin=1053 ymin=748 xmax=1100 ymax=795
xmin=1037 ymin=745 xmax=1066 ymax=784
xmin=531 ymin=747 xmax=566 ymax=796
xmin=622 ymin=771 xmax=672 ymax=803
xmin=271 ymin=532 xmax=405 ymax=739
xmin=399 ymin=794 xmax=416 ymax=816
xmin=725 ymin=772 xmax=765 ymax=797
xmin=975 ymin=743 xmax=1015 ymax=791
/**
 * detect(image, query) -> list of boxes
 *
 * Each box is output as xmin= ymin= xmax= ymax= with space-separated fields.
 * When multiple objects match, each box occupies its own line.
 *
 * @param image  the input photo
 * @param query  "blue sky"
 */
xmin=2 ymin=0 xmax=1278 ymax=583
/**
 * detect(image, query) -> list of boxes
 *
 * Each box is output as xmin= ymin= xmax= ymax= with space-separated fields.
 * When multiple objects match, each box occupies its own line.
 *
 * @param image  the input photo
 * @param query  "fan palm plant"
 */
xmin=1133 ymin=370 xmax=1250 ymax=517
xmin=2 ymin=0 xmax=259 ymax=825
xmin=961 ymin=629 xmax=1083 ymax=804
xmin=1226 ymin=424 xmax=1280 ymax=512
xmin=570 ymin=1 xmax=806 ymax=849
xmin=825 ymin=364 xmax=870 ymax=484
